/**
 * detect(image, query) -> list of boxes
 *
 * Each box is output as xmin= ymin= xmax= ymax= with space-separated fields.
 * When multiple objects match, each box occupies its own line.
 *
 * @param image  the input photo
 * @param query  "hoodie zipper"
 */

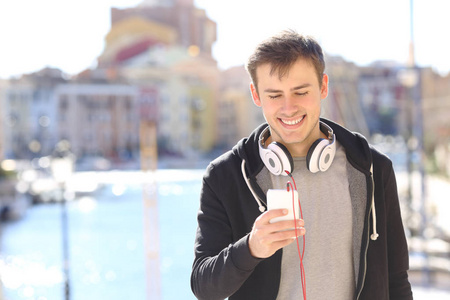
xmin=356 ymin=206 xmax=372 ymax=299
xmin=356 ymin=173 xmax=374 ymax=300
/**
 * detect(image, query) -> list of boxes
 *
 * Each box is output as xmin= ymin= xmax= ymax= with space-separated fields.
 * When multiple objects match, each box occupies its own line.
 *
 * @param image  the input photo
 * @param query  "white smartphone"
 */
xmin=267 ymin=189 xmax=299 ymax=224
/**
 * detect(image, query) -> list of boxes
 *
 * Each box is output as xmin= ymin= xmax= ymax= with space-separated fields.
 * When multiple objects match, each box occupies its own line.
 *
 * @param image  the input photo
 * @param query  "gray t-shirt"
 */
xmin=258 ymin=141 xmax=355 ymax=299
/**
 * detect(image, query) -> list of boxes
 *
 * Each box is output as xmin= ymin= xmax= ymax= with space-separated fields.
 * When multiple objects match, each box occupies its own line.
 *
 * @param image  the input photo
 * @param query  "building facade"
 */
xmin=95 ymin=0 xmax=218 ymax=156
xmin=1 ymin=68 xmax=66 ymax=159
xmin=54 ymin=83 xmax=140 ymax=160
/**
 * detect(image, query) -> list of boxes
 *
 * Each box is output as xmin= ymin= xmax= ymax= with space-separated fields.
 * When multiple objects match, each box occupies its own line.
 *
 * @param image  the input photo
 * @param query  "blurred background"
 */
xmin=0 ymin=0 xmax=449 ymax=299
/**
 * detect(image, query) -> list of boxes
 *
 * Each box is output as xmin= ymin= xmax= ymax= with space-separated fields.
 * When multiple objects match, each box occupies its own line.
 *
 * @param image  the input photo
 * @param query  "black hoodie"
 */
xmin=191 ymin=118 xmax=412 ymax=300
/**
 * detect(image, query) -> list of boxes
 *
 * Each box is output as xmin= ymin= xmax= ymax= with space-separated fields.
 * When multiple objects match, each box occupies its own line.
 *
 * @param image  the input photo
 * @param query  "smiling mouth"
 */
xmin=280 ymin=115 xmax=305 ymax=125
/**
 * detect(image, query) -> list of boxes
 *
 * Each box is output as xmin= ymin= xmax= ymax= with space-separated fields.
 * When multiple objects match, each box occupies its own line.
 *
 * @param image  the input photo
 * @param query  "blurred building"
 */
xmin=218 ymin=66 xmax=265 ymax=149
xmin=1 ymin=68 xmax=67 ymax=159
xmin=358 ymin=61 xmax=405 ymax=137
xmin=0 ymin=0 xmax=219 ymax=162
xmin=109 ymin=0 xmax=215 ymax=59
xmin=1 ymin=0 xmax=450 ymax=171
xmin=356 ymin=61 xmax=450 ymax=176
xmin=2 ymin=78 xmax=34 ymax=159
xmin=54 ymin=83 xmax=140 ymax=160
xmin=324 ymin=55 xmax=369 ymax=137
xmin=421 ymin=68 xmax=450 ymax=175
xmin=0 ymin=79 xmax=9 ymax=160
xmin=94 ymin=0 xmax=218 ymax=156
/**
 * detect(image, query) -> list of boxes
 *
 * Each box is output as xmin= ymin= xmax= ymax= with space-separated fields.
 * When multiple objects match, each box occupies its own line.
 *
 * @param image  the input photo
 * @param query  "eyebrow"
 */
xmin=263 ymin=83 xmax=312 ymax=93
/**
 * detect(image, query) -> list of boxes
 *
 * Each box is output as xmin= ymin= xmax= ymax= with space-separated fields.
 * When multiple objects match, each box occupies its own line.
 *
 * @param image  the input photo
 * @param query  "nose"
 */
xmin=282 ymin=95 xmax=297 ymax=113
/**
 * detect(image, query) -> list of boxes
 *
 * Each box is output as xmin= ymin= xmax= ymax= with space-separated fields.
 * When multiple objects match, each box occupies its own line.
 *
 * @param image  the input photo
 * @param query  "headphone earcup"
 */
xmin=318 ymin=143 xmax=336 ymax=172
xmin=306 ymin=138 xmax=327 ymax=173
xmin=260 ymin=146 xmax=283 ymax=175
xmin=306 ymin=138 xmax=336 ymax=173
xmin=266 ymin=142 xmax=293 ymax=175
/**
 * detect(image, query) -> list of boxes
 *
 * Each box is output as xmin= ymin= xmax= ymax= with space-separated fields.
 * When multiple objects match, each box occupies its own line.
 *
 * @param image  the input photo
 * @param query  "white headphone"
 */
xmin=258 ymin=121 xmax=336 ymax=175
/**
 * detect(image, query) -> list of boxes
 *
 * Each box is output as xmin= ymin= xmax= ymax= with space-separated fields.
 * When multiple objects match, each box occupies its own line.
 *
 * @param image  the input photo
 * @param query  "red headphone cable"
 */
xmin=286 ymin=171 xmax=306 ymax=299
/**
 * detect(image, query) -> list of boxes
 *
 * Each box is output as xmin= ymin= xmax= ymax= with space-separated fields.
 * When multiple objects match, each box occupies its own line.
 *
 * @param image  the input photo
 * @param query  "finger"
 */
xmin=257 ymin=209 xmax=289 ymax=224
xmin=272 ymin=227 xmax=306 ymax=242
xmin=269 ymin=219 xmax=304 ymax=232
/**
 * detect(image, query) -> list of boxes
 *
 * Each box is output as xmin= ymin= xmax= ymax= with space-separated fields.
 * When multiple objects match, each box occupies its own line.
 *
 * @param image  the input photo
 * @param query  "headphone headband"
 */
xmin=259 ymin=126 xmax=271 ymax=147
xmin=319 ymin=121 xmax=335 ymax=143
xmin=259 ymin=121 xmax=336 ymax=175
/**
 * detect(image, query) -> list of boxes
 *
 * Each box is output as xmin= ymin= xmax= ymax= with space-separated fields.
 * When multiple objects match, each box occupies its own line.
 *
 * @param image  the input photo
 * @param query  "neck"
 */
xmin=289 ymin=129 xmax=326 ymax=158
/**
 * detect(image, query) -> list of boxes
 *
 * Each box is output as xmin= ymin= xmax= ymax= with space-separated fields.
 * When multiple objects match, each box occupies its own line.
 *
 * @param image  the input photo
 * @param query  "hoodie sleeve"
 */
xmin=190 ymin=162 xmax=263 ymax=300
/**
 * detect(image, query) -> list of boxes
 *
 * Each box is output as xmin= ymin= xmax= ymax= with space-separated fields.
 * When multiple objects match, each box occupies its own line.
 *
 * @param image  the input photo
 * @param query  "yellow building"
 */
xmin=95 ymin=0 xmax=219 ymax=155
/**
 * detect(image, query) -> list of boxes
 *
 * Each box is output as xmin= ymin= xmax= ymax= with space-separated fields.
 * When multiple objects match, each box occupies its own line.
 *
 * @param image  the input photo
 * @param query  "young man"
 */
xmin=191 ymin=30 xmax=413 ymax=300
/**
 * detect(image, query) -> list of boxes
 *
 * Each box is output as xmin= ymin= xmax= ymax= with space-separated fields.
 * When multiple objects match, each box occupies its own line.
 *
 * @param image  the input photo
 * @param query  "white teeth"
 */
xmin=281 ymin=116 xmax=304 ymax=125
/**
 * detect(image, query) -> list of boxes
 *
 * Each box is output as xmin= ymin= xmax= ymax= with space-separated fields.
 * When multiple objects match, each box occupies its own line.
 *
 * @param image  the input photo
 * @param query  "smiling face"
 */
xmin=251 ymin=58 xmax=329 ymax=157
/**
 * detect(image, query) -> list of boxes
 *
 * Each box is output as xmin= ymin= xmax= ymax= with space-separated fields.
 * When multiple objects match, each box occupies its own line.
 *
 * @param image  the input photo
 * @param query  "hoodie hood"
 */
xmin=321 ymin=118 xmax=373 ymax=173
xmin=232 ymin=123 xmax=268 ymax=179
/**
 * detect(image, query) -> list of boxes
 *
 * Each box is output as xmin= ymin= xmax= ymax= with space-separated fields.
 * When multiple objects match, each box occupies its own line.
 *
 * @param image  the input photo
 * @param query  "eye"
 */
xmin=296 ymin=91 xmax=309 ymax=96
xmin=268 ymin=94 xmax=281 ymax=99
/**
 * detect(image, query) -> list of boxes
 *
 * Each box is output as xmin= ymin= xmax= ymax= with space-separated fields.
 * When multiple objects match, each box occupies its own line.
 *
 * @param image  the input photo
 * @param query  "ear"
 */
xmin=320 ymin=74 xmax=329 ymax=100
xmin=250 ymin=83 xmax=262 ymax=107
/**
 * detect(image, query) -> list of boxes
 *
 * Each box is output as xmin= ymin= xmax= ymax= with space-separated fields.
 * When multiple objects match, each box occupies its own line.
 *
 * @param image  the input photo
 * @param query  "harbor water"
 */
xmin=0 ymin=170 xmax=203 ymax=300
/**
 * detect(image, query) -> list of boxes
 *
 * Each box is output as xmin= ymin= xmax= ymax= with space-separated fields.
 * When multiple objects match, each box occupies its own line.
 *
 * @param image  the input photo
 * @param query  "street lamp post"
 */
xmin=139 ymin=121 xmax=161 ymax=299
xmin=409 ymin=0 xmax=430 ymax=286
xmin=402 ymin=0 xmax=430 ymax=286
xmin=50 ymin=140 xmax=75 ymax=300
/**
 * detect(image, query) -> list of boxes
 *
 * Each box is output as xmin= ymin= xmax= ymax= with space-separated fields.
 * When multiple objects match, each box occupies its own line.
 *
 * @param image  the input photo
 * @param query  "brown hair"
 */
xmin=246 ymin=29 xmax=325 ymax=91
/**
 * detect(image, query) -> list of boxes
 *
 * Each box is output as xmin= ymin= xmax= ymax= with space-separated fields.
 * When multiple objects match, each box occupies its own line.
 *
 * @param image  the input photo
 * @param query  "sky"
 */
xmin=0 ymin=0 xmax=449 ymax=79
